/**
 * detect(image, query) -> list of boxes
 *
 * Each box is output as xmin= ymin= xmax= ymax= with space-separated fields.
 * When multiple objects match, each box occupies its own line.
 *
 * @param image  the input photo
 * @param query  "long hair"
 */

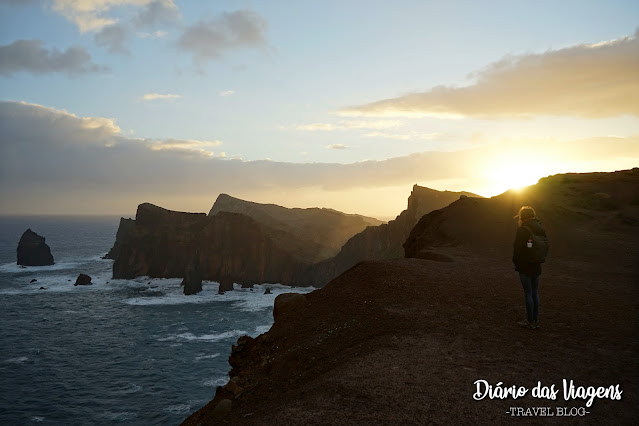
xmin=515 ymin=206 xmax=536 ymax=227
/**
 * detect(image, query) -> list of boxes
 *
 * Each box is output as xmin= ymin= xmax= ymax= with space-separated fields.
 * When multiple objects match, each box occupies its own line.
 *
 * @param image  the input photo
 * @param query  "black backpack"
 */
xmin=523 ymin=224 xmax=549 ymax=263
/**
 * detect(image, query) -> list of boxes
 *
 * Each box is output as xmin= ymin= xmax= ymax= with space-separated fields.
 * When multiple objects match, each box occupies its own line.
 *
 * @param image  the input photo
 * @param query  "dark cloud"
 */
xmin=2 ymin=101 xmax=638 ymax=215
xmin=177 ymin=9 xmax=267 ymax=60
xmin=0 ymin=39 xmax=105 ymax=76
xmin=341 ymin=30 xmax=639 ymax=119
xmin=94 ymin=23 xmax=130 ymax=55
xmin=134 ymin=0 xmax=180 ymax=28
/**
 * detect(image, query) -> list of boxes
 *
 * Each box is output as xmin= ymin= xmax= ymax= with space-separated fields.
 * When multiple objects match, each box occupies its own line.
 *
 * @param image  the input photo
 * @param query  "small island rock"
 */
xmin=74 ymin=274 xmax=92 ymax=286
xmin=17 ymin=229 xmax=54 ymax=266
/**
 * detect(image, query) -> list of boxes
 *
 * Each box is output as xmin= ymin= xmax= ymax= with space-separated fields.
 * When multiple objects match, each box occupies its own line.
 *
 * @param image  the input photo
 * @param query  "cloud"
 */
xmin=2 ymin=101 xmax=638 ymax=215
xmin=0 ymin=39 xmax=105 ymax=76
xmin=341 ymin=30 xmax=639 ymax=119
xmin=51 ymin=0 xmax=154 ymax=33
xmin=133 ymin=0 xmax=179 ymax=28
xmin=0 ymin=0 xmax=39 ymax=5
xmin=364 ymin=131 xmax=444 ymax=141
xmin=140 ymin=93 xmax=181 ymax=101
xmin=137 ymin=30 xmax=168 ymax=39
xmin=326 ymin=144 xmax=349 ymax=150
xmin=94 ymin=23 xmax=130 ymax=54
xmin=292 ymin=120 xmax=401 ymax=131
xmin=177 ymin=9 xmax=267 ymax=60
xmin=219 ymin=90 xmax=235 ymax=97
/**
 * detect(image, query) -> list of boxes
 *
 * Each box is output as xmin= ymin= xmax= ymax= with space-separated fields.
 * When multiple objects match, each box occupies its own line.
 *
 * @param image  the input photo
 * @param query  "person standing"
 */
xmin=512 ymin=206 xmax=549 ymax=329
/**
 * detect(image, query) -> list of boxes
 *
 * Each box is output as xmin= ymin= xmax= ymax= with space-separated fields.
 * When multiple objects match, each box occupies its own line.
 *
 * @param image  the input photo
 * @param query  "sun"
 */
xmin=480 ymin=156 xmax=555 ymax=196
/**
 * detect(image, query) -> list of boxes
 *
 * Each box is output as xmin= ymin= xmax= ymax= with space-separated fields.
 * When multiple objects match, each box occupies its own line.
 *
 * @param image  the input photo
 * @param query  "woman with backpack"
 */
xmin=512 ymin=206 xmax=549 ymax=330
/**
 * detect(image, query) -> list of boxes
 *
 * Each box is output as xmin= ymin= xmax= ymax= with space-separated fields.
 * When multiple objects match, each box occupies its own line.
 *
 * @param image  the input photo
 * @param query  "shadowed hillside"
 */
xmin=210 ymin=194 xmax=384 ymax=262
xmin=182 ymin=168 xmax=639 ymax=425
xmin=300 ymin=185 xmax=480 ymax=286
xmin=108 ymin=198 xmax=384 ymax=285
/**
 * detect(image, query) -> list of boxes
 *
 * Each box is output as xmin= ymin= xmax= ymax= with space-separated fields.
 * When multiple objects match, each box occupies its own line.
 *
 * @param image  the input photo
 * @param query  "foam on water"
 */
xmin=4 ymin=356 xmax=28 ymax=364
xmin=164 ymin=404 xmax=192 ymax=415
xmin=195 ymin=353 xmax=221 ymax=361
xmin=203 ymin=377 xmax=228 ymax=387
xmin=125 ymin=281 xmax=315 ymax=309
xmin=159 ymin=330 xmax=247 ymax=343
xmin=0 ymin=261 xmax=82 ymax=274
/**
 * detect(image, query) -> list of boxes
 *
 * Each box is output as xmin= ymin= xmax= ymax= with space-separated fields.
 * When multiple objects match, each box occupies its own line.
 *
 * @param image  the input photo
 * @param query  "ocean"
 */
xmin=0 ymin=216 xmax=313 ymax=425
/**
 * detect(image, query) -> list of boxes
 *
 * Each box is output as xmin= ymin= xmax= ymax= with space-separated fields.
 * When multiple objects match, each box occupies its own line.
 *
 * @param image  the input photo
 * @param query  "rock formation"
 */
xmin=74 ymin=274 xmax=92 ymax=286
xmin=102 ymin=217 xmax=135 ymax=259
xmin=108 ymin=198 xmax=384 ymax=286
xmin=209 ymin=194 xmax=384 ymax=262
xmin=404 ymin=168 xmax=639 ymax=266
xmin=300 ymin=185 xmax=479 ymax=286
xmin=182 ymin=169 xmax=639 ymax=426
xmin=16 ymin=229 xmax=54 ymax=266
xmin=181 ymin=257 xmax=202 ymax=295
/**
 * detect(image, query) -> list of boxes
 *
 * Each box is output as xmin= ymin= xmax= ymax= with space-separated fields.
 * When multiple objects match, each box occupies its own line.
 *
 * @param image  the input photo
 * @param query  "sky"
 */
xmin=0 ymin=0 xmax=638 ymax=219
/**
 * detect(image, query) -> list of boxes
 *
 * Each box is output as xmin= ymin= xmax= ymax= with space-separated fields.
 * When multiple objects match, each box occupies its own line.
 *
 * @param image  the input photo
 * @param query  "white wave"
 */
xmin=30 ymin=417 xmax=45 ymax=423
xmin=195 ymin=353 xmax=221 ymax=361
xmin=4 ymin=356 xmax=28 ymax=364
xmin=163 ymin=404 xmax=191 ymax=415
xmin=125 ymin=281 xmax=315 ymax=307
xmin=253 ymin=324 xmax=272 ymax=336
xmin=0 ymin=262 xmax=81 ymax=273
xmin=203 ymin=377 xmax=228 ymax=387
xmin=159 ymin=330 xmax=247 ymax=343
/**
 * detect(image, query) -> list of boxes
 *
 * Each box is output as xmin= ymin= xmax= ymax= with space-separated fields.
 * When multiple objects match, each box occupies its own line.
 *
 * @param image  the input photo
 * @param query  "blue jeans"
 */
xmin=519 ymin=272 xmax=540 ymax=322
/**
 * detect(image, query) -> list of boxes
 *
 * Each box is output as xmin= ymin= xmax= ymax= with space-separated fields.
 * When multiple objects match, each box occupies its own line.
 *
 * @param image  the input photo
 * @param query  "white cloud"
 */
xmin=326 ymin=144 xmax=349 ymax=150
xmin=140 ymin=92 xmax=181 ymax=101
xmin=292 ymin=119 xmax=401 ymax=132
xmin=0 ymin=39 xmax=105 ymax=76
xmin=219 ymin=90 xmax=235 ymax=97
xmin=51 ymin=0 xmax=155 ymax=33
xmin=364 ymin=131 xmax=444 ymax=141
xmin=341 ymin=30 xmax=639 ymax=119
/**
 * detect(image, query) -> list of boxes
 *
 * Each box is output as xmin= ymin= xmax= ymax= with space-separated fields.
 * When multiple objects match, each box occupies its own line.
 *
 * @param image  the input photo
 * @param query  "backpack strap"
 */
xmin=522 ymin=224 xmax=535 ymax=237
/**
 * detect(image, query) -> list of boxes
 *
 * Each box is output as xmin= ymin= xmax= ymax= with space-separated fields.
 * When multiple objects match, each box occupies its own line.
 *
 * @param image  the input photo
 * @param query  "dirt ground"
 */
xmin=183 ymin=248 xmax=638 ymax=425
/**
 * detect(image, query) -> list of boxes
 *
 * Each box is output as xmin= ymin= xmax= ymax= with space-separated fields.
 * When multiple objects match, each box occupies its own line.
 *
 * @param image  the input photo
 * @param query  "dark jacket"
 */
xmin=512 ymin=218 xmax=546 ymax=276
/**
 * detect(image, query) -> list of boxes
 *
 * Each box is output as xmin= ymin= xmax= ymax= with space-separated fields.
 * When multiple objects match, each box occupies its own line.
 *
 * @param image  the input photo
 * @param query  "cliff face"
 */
xmin=209 ymin=194 xmax=384 ymax=262
xmin=300 ymin=185 xmax=479 ymax=286
xmin=404 ymin=168 xmax=639 ymax=266
xmin=112 ymin=203 xmax=208 ymax=279
xmin=110 ymin=201 xmax=359 ymax=285
xmin=182 ymin=169 xmax=639 ymax=425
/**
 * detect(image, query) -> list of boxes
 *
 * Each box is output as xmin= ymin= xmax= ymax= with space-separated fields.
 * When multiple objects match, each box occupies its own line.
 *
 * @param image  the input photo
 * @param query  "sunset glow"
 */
xmin=1 ymin=1 xmax=638 ymax=217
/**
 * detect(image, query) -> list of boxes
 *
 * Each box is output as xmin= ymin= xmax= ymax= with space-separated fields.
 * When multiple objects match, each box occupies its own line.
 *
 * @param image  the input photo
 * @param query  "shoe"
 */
xmin=531 ymin=321 xmax=540 ymax=329
xmin=518 ymin=320 xmax=532 ymax=328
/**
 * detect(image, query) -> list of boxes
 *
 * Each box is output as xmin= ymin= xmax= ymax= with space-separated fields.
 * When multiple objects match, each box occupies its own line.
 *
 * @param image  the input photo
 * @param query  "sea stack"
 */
xmin=17 ymin=229 xmax=54 ymax=266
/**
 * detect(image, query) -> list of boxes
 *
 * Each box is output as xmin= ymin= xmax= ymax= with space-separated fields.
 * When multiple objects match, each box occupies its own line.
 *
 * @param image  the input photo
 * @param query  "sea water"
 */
xmin=0 ymin=216 xmax=313 ymax=424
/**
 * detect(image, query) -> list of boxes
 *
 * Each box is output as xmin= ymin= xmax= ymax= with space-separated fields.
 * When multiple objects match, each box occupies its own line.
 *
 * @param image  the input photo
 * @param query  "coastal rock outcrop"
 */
xmin=181 ymin=257 xmax=202 ymax=295
xmin=74 ymin=274 xmax=92 ymax=286
xmin=108 ymin=196 xmax=387 ymax=286
xmin=16 ymin=229 xmax=54 ymax=266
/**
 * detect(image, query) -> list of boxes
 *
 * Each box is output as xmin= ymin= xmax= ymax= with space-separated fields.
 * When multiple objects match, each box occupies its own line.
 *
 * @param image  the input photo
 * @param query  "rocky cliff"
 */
xmin=210 ymin=194 xmax=384 ymax=262
xmin=182 ymin=169 xmax=639 ymax=425
xmin=299 ymin=185 xmax=479 ymax=286
xmin=109 ymin=198 xmax=383 ymax=286
xmin=404 ymin=168 xmax=639 ymax=266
